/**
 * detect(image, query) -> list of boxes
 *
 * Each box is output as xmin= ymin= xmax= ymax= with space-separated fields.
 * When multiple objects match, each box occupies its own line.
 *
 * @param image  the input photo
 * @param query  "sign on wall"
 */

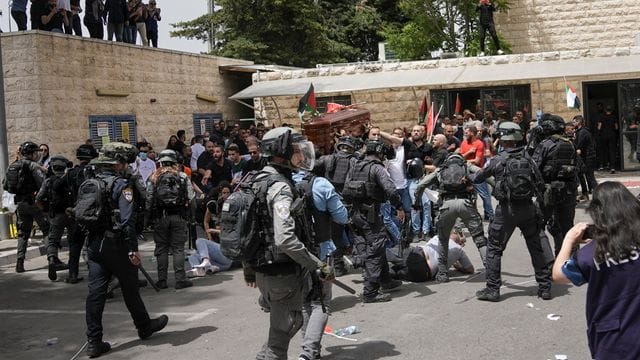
xmin=89 ymin=115 xmax=137 ymax=149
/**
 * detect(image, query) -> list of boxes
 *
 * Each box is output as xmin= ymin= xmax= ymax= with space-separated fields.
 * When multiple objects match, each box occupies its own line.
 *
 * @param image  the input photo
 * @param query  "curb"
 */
xmin=0 ymin=238 xmax=69 ymax=267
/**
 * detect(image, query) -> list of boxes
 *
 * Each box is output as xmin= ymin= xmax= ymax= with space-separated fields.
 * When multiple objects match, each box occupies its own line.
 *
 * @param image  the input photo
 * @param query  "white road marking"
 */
xmin=0 ymin=308 xmax=218 ymax=321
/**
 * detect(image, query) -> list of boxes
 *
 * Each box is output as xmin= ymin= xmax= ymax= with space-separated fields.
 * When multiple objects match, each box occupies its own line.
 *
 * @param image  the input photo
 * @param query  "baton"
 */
xmin=331 ymin=278 xmax=357 ymax=295
xmin=138 ymin=264 xmax=160 ymax=292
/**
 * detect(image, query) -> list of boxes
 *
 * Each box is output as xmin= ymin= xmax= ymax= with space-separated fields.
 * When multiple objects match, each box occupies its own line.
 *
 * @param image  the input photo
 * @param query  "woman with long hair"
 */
xmin=552 ymin=181 xmax=640 ymax=360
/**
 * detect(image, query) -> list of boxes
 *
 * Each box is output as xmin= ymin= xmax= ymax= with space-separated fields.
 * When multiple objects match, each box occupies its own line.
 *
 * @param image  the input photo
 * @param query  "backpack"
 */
xmin=4 ymin=160 xmax=36 ymax=195
xmin=154 ymin=171 xmax=187 ymax=209
xmin=501 ymin=151 xmax=537 ymax=201
xmin=438 ymin=154 xmax=468 ymax=193
xmin=47 ymin=174 xmax=72 ymax=213
xmin=219 ymin=171 xmax=279 ymax=262
xmin=342 ymin=160 xmax=373 ymax=203
xmin=75 ymin=176 xmax=115 ymax=231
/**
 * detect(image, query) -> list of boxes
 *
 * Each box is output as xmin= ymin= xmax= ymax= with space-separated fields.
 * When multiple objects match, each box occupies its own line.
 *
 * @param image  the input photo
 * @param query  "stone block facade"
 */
xmin=253 ymin=46 xmax=640 ymax=133
xmin=1 ymin=31 xmax=252 ymax=160
xmin=496 ymin=0 xmax=640 ymax=54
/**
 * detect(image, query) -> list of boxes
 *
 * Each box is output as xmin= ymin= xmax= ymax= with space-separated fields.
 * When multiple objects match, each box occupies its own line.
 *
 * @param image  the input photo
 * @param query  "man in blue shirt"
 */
xmin=293 ymin=171 xmax=348 ymax=360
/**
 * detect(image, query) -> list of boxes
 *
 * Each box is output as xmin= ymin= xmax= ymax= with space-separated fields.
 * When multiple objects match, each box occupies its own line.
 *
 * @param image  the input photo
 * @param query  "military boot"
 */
xmin=86 ymin=340 xmax=111 ymax=358
xmin=138 ymin=315 xmax=169 ymax=340
xmin=476 ymin=287 xmax=500 ymax=302
xmin=15 ymin=259 xmax=25 ymax=273
xmin=53 ymin=257 xmax=69 ymax=271
xmin=48 ymin=257 xmax=58 ymax=281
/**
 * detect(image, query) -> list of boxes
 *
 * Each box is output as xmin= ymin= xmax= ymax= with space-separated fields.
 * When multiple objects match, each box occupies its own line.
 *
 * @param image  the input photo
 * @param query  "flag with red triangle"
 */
xmin=425 ymin=102 xmax=435 ymax=138
xmin=418 ymin=96 xmax=428 ymax=124
xmin=298 ymin=84 xmax=317 ymax=120
xmin=455 ymin=93 xmax=462 ymax=115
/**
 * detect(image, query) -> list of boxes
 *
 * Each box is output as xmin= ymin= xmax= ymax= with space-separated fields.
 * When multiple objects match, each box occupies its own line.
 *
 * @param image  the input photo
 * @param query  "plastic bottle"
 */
xmin=334 ymin=325 xmax=359 ymax=336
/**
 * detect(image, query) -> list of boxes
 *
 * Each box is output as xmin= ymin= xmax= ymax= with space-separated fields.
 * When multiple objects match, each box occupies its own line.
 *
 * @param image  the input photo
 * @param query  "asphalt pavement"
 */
xmin=1 ymin=173 xmax=638 ymax=360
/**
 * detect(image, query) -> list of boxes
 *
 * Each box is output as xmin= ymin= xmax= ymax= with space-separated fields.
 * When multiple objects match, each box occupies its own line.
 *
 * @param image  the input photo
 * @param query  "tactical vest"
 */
xmin=347 ymin=159 xmax=385 ymax=204
xmin=542 ymin=135 xmax=577 ymax=183
xmin=325 ymin=151 xmax=354 ymax=193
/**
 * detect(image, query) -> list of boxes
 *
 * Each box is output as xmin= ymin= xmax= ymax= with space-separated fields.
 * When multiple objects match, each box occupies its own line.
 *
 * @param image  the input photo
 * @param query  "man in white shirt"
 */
xmin=190 ymin=135 xmax=205 ymax=172
xmin=131 ymin=143 xmax=156 ymax=185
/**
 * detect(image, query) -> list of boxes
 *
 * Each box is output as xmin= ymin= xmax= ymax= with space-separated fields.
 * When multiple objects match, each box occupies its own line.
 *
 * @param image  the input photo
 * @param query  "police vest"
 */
xmin=541 ymin=135 xmax=577 ymax=183
xmin=296 ymin=174 xmax=332 ymax=246
xmin=324 ymin=151 xmax=354 ymax=193
xmin=345 ymin=159 xmax=385 ymax=204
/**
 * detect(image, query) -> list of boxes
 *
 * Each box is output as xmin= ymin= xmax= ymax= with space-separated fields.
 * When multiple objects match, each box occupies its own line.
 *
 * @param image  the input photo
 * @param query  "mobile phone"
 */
xmin=583 ymin=224 xmax=595 ymax=239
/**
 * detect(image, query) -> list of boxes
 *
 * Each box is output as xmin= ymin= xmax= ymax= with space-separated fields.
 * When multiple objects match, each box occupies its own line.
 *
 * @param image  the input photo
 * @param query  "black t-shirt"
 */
xmin=206 ymin=158 xmax=233 ymax=188
xmin=598 ymin=113 xmax=617 ymax=139
xmin=432 ymin=148 xmax=449 ymax=168
xmin=197 ymin=151 xmax=213 ymax=171
xmin=43 ymin=3 xmax=65 ymax=31
xmin=407 ymin=141 xmax=432 ymax=163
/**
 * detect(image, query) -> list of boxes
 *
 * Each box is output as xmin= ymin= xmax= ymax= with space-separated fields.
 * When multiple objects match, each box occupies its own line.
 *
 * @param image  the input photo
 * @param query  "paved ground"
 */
xmin=0 ymin=173 xmax=637 ymax=360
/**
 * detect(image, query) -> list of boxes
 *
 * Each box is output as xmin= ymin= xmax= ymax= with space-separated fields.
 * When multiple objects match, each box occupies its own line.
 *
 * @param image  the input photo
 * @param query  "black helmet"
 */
xmin=335 ymin=136 xmax=357 ymax=152
xmin=49 ymin=155 xmax=72 ymax=175
xmin=365 ymin=140 xmax=395 ymax=160
xmin=406 ymin=158 xmax=424 ymax=179
xmin=540 ymin=113 xmax=566 ymax=136
xmin=76 ymin=144 xmax=98 ymax=160
xmin=20 ymin=141 xmax=41 ymax=156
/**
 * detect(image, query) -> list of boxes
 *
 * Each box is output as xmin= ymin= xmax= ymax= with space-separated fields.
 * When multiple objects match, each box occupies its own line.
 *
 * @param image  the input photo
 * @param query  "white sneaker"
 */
xmin=478 ymin=51 xmax=485 ymax=57
xmin=186 ymin=268 xmax=206 ymax=278
xmin=497 ymin=49 xmax=504 ymax=55
xmin=194 ymin=258 xmax=212 ymax=268
xmin=206 ymin=265 xmax=221 ymax=274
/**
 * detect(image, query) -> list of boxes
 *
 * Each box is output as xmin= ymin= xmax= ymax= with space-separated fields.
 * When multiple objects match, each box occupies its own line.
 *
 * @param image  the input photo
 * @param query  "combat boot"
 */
xmin=476 ymin=287 xmax=500 ymax=302
xmin=138 ymin=315 xmax=169 ymax=340
xmin=53 ymin=257 xmax=69 ymax=271
xmin=380 ymin=279 xmax=402 ymax=293
xmin=435 ymin=271 xmax=449 ymax=283
xmin=15 ymin=259 xmax=25 ymax=273
xmin=538 ymin=288 xmax=552 ymax=300
xmin=48 ymin=257 xmax=58 ymax=281
xmin=86 ymin=340 xmax=111 ymax=358
xmin=363 ymin=292 xmax=392 ymax=303
xmin=65 ymin=273 xmax=83 ymax=284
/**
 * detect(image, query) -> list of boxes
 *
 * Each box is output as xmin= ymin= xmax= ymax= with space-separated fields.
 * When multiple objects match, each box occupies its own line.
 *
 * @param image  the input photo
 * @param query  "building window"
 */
xmin=315 ymin=95 xmax=352 ymax=113
xmin=431 ymin=85 xmax=532 ymax=121
xmin=193 ymin=113 xmax=223 ymax=136
xmin=88 ymin=115 xmax=137 ymax=149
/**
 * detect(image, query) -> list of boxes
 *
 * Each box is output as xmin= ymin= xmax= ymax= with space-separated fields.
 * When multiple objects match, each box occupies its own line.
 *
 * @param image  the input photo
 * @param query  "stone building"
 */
xmin=1 ymin=31 xmax=255 ymax=160
xmin=230 ymin=0 xmax=640 ymax=171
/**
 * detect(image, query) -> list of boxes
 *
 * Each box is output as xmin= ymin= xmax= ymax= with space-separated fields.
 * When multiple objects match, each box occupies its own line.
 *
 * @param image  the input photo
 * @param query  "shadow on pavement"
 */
xmin=113 ymin=325 xmax=217 ymax=353
xmin=323 ymin=340 xmax=401 ymax=359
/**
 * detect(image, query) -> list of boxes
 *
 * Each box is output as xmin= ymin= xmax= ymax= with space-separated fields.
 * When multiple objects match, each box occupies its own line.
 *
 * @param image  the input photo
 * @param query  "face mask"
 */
xmin=139 ymin=153 xmax=148 ymax=161
xmin=203 ymin=137 xmax=209 ymax=142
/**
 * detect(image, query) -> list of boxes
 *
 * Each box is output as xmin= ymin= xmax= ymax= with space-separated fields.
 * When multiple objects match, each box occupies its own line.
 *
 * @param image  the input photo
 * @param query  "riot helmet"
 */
xmin=93 ymin=142 xmax=138 ymax=166
xmin=496 ymin=121 xmax=523 ymax=141
xmin=335 ymin=136 xmax=357 ymax=153
xmin=20 ymin=141 xmax=41 ymax=156
xmin=364 ymin=140 xmax=395 ymax=160
xmin=158 ymin=149 xmax=179 ymax=166
xmin=49 ymin=155 xmax=71 ymax=176
xmin=76 ymin=144 xmax=98 ymax=160
xmin=262 ymin=127 xmax=315 ymax=171
xmin=539 ymin=113 xmax=566 ymax=136
xmin=406 ymin=158 xmax=424 ymax=179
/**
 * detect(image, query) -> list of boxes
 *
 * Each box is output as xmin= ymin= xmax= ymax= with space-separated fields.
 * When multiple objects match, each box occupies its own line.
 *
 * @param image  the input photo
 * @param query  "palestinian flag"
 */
xmin=455 ymin=93 xmax=462 ymax=115
xmin=565 ymin=82 xmax=581 ymax=109
xmin=418 ymin=95 xmax=428 ymax=124
xmin=298 ymin=84 xmax=317 ymax=120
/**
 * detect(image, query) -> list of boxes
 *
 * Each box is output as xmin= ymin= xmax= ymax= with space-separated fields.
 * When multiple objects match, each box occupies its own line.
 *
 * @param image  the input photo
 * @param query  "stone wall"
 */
xmin=254 ymin=47 xmax=640 ymax=131
xmin=496 ymin=0 xmax=640 ymax=54
xmin=1 ymin=31 xmax=252 ymax=160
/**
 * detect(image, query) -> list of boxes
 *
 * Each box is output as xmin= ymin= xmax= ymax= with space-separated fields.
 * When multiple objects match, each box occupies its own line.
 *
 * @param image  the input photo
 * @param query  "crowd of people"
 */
xmin=9 ymin=0 xmax=162 ymax=47
xmin=4 ymin=109 xmax=640 ymax=359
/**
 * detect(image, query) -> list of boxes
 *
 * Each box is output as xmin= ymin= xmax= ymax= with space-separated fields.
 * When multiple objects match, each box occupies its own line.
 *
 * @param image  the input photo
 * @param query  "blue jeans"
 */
xmin=409 ymin=179 xmax=431 ymax=235
xmin=381 ymin=187 xmax=413 ymax=248
xmin=474 ymin=181 xmax=494 ymax=218
xmin=188 ymin=238 xmax=233 ymax=271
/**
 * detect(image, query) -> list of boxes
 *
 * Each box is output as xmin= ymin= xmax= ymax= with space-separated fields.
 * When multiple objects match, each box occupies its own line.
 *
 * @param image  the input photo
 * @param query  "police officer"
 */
xmin=146 ymin=149 xmax=195 ymax=290
xmin=532 ymin=114 xmax=579 ymax=256
xmin=313 ymin=135 xmax=359 ymax=276
xmin=4 ymin=141 xmax=50 ymax=273
xmin=83 ymin=143 xmax=167 ymax=358
xmin=242 ymin=127 xmax=332 ymax=359
xmin=344 ymin=139 xmax=404 ymax=303
xmin=471 ymin=122 xmax=554 ymax=301
xmin=65 ymin=144 xmax=99 ymax=283
xmin=36 ymin=155 xmax=73 ymax=281
xmin=413 ymin=152 xmax=488 ymax=283
xmin=293 ymin=171 xmax=349 ymax=360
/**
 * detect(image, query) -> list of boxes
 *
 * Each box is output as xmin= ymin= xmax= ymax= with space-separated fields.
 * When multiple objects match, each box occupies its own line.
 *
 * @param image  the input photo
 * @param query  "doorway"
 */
xmin=584 ymin=81 xmax=640 ymax=171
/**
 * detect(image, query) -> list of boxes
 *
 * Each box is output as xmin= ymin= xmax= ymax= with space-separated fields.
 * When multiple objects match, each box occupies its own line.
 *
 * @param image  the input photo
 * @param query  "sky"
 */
xmin=0 ymin=0 xmax=209 ymax=54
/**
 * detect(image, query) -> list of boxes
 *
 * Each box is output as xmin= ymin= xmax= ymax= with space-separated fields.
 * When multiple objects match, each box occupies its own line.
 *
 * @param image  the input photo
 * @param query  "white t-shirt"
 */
xmin=191 ymin=143 xmax=205 ymax=171
xmin=132 ymin=158 xmax=157 ymax=184
xmin=56 ymin=0 xmax=71 ymax=11
xmin=421 ymin=236 xmax=472 ymax=274
xmin=386 ymin=143 xmax=407 ymax=189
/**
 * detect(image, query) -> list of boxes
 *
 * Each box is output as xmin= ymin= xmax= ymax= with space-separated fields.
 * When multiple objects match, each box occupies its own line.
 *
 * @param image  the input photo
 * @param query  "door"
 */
xmin=618 ymin=81 xmax=640 ymax=170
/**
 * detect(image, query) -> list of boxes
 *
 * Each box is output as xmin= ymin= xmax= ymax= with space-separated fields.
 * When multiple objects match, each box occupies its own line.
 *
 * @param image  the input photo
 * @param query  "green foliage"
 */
xmin=170 ymin=0 xmax=512 ymax=65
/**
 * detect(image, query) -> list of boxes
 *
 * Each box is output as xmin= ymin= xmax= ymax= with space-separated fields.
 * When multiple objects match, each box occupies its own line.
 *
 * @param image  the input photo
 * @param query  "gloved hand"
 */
xmin=318 ymin=262 xmax=335 ymax=281
xmin=319 ymin=241 xmax=336 ymax=261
